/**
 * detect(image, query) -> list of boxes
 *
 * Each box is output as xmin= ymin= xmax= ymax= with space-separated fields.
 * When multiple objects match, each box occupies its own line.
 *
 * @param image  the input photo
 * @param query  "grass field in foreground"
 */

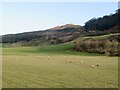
xmin=3 ymin=55 xmax=118 ymax=88
xmin=2 ymin=42 xmax=118 ymax=88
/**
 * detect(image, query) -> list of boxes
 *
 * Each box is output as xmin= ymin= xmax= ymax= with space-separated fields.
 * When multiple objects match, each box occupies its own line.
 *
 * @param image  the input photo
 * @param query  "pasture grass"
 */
xmin=2 ymin=55 xmax=118 ymax=88
xmin=2 ymin=43 xmax=102 ymax=56
xmin=2 ymin=36 xmax=119 ymax=88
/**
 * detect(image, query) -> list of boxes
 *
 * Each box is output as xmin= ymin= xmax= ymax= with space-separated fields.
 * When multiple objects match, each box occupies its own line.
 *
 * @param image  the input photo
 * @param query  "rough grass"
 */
xmin=2 ymin=55 xmax=118 ymax=88
xmin=73 ymin=33 xmax=120 ymax=42
xmin=85 ymin=33 xmax=120 ymax=39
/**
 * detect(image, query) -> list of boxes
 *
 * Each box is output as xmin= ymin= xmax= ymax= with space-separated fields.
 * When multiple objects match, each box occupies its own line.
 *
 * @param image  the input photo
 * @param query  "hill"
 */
xmin=1 ymin=9 xmax=120 ymax=46
xmin=1 ymin=24 xmax=85 ymax=46
xmin=48 ymin=24 xmax=80 ymax=31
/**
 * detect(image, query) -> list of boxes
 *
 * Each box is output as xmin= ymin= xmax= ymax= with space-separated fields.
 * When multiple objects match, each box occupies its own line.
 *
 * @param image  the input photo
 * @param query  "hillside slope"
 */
xmin=1 ymin=9 xmax=120 ymax=46
xmin=74 ymin=33 xmax=120 ymax=56
xmin=1 ymin=24 xmax=85 ymax=45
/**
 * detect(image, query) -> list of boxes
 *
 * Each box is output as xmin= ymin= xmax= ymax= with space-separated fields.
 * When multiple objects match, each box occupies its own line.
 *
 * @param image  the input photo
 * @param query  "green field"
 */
xmin=3 ymin=55 xmax=118 ymax=88
xmin=2 ymin=43 xmax=103 ymax=56
xmin=2 ymin=43 xmax=118 ymax=88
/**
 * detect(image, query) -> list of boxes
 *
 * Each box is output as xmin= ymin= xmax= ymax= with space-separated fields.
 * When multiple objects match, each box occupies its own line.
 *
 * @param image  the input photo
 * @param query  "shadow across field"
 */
xmin=2 ymin=43 xmax=103 ymax=56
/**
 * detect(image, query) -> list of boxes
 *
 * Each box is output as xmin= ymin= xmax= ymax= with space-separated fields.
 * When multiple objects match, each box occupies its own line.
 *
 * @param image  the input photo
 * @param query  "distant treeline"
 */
xmin=84 ymin=9 xmax=120 ymax=31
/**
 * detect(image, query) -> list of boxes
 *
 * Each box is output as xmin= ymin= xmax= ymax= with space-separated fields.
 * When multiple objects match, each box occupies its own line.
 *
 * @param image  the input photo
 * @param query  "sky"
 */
xmin=0 ymin=2 xmax=118 ymax=35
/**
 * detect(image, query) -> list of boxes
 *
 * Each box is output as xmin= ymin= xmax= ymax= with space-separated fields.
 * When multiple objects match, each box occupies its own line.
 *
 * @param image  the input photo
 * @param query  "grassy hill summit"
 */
xmin=48 ymin=24 xmax=81 ymax=31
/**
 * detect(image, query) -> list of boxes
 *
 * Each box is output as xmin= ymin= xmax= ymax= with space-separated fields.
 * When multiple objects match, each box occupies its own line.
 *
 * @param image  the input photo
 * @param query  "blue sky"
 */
xmin=1 ymin=2 xmax=118 ymax=35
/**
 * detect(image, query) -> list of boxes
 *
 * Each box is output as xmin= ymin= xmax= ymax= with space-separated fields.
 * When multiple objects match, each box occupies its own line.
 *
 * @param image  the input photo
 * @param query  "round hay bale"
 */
xmin=80 ymin=60 xmax=83 ymax=63
xmin=91 ymin=65 xmax=95 ymax=68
